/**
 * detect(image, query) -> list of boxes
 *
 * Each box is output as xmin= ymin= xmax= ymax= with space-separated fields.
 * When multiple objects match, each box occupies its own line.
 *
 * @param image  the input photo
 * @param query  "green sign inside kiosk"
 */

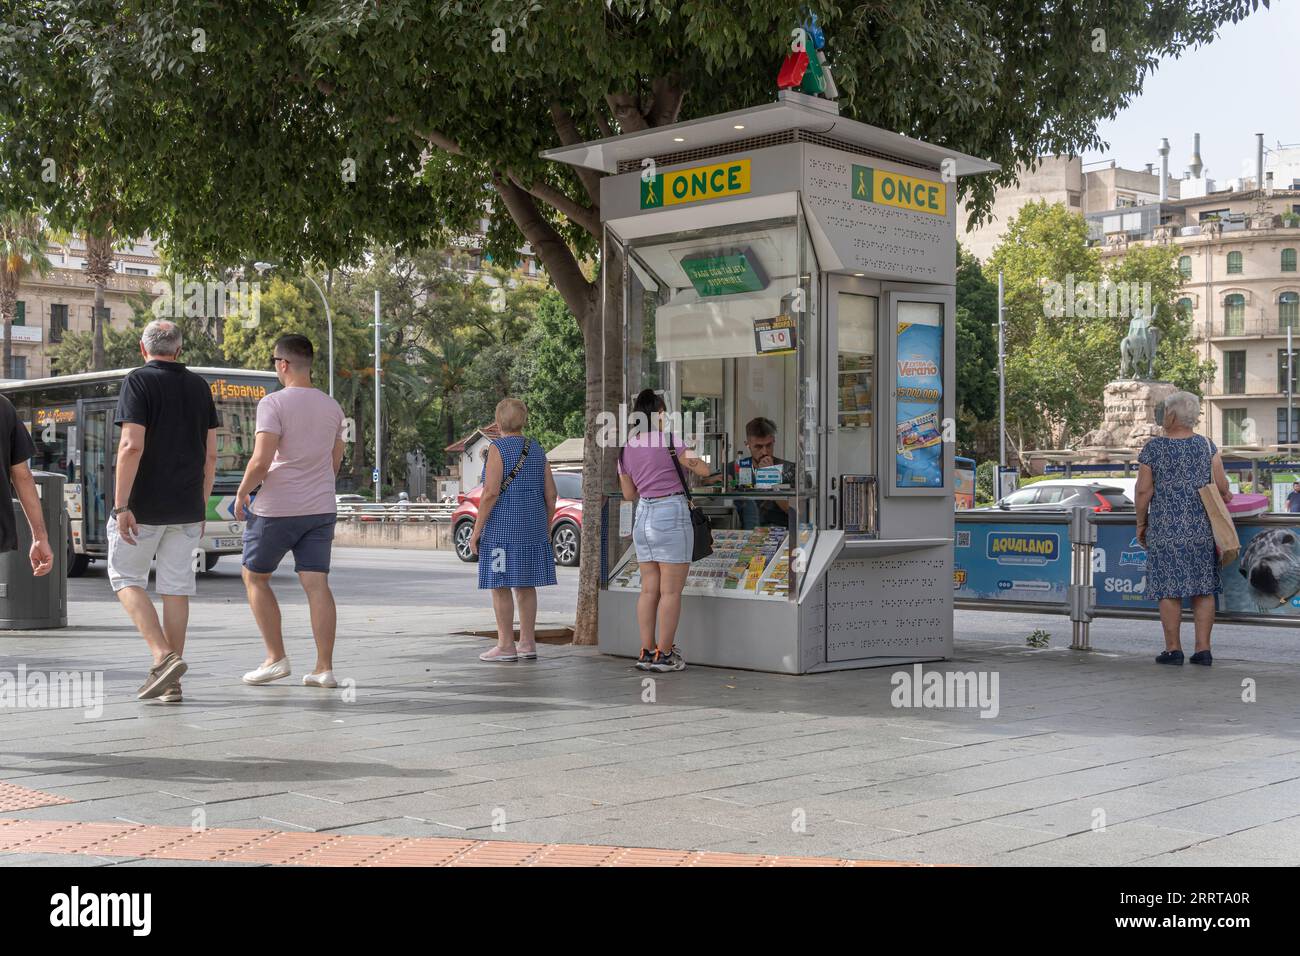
xmin=680 ymin=250 xmax=767 ymax=297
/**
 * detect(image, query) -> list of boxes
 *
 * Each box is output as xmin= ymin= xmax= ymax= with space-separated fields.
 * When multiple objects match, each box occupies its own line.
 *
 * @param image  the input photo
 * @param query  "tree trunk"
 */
xmin=572 ymin=245 xmax=625 ymax=646
xmin=0 ymin=282 xmax=15 ymax=379
xmin=351 ymin=389 xmax=368 ymax=488
xmin=83 ymin=231 xmax=114 ymax=371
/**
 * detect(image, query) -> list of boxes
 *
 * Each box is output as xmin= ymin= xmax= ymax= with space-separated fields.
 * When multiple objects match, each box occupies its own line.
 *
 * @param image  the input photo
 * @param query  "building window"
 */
xmin=49 ymin=304 xmax=68 ymax=343
xmin=1278 ymin=408 xmax=1300 ymax=444
xmin=1281 ymin=292 xmax=1300 ymax=331
xmin=1178 ymin=255 xmax=1192 ymax=279
xmin=1223 ymin=408 xmax=1249 ymax=445
xmin=10 ymin=356 xmax=26 ymax=379
xmin=125 ymin=267 xmax=148 ymax=276
xmin=1176 ymin=297 xmax=1194 ymax=318
xmin=1226 ymin=251 xmax=1243 ymax=275
xmin=1279 ymin=349 xmax=1300 ymax=394
xmin=1067 ymin=190 xmax=1081 ymax=207
xmin=1283 ymin=249 xmax=1297 ymax=273
xmin=1224 ymin=293 xmax=1245 ymax=335
xmin=1225 ymin=351 xmax=1246 ymax=394
xmin=13 ymin=301 xmax=24 ymax=327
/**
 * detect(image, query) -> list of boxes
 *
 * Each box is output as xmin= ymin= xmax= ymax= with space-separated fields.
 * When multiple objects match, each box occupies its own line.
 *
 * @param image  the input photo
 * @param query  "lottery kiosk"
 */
xmin=545 ymin=92 xmax=997 ymax=673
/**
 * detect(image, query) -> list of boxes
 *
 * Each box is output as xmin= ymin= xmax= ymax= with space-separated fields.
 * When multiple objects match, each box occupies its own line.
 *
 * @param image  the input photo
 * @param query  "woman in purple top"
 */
xmin=617 ymin=389 xmax=712 ymax=672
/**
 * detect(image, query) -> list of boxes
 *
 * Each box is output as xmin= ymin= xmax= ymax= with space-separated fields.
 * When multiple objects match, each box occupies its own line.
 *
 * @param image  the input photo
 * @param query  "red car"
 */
xmin=452 ymin=469 xmax=583 ymax=566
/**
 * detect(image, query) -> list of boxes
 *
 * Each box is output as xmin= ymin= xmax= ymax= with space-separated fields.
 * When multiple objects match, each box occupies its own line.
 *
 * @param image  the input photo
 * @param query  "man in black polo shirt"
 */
xmin=109 ymin=319 xmax=218 ymax=701
xmin=0 ymin=394 xmax=54 ymax=575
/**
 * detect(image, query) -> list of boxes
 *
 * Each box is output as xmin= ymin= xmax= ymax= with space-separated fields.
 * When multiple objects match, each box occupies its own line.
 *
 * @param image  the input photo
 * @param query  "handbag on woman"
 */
xmin=666 ymin=442 xmax=714 ymax=562
xmin=1196 ymin=436 xmax=1240 ymax=567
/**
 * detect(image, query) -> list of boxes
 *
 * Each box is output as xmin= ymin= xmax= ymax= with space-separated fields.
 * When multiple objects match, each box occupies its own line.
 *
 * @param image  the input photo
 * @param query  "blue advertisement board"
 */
xmin=1094 ymin=520 xmax=1300 ymax=617
xmin=954 ymin=521 xmax=1069 ymax=604
xmin=1092 ymin=522 xmax=1158 ymax=609
xmin=895 ymin=317 xmax=943 ymax=489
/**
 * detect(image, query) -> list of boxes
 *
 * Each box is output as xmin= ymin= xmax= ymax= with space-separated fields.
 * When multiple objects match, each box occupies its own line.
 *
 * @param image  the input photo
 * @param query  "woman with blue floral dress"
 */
xmin=1135 ymin=391 xmax=1233 ymax=666
xmin=469 ymin=398 xmax=557 ymax=662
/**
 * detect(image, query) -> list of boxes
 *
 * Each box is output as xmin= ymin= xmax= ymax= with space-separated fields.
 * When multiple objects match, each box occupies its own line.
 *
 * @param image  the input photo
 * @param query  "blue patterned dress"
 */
xmin=478 ymin=436 xmax=557 ymax=590
xmin=1138 ymin=435 xmax=1221 ymax=599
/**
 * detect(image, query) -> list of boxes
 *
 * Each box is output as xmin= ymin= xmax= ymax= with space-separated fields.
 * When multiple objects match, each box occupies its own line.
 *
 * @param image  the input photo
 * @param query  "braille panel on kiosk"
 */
xmin=544 ymin=87 xmax=997 ymax=674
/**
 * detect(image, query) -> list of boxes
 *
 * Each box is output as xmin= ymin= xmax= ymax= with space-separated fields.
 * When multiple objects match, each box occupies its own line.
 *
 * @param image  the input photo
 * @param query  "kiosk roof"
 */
xmin=543 ymin=93 xmax=999 ymax=178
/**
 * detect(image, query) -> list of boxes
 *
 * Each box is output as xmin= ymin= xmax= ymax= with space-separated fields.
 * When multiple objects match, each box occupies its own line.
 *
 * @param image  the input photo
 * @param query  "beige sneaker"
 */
xmin=159 ymin=681 xmax=183 ymax=703
xmin=138 ymin=653 xmax=188 ymax=700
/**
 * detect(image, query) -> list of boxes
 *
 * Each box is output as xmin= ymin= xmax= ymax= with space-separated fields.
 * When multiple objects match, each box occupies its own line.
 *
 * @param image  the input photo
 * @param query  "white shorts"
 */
xmin=106 ymin=520 xmax=203 ymax=596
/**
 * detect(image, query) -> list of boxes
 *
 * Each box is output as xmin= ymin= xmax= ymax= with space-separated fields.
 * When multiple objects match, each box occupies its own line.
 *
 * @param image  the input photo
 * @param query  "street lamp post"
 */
xmin=253 ymin=262 xmax=334 ymax=397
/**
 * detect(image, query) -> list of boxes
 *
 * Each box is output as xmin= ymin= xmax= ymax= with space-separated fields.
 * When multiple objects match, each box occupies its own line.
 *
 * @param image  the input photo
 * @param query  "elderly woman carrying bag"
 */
xmin=1135 ymin=391 xmax=1233 ymax=666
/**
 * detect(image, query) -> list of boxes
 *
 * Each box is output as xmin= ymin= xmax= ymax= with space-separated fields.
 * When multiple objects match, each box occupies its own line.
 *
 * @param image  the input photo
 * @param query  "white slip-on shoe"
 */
xmin=242 ymin=658 xmax=291 ymax=685
xmin=303 ymin=671 xmax=338 ymax=688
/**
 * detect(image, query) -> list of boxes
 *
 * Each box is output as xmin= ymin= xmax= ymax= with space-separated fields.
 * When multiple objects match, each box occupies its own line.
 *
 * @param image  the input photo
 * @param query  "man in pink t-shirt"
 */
xmin=235 ymin=334 xmax=346 ymax=689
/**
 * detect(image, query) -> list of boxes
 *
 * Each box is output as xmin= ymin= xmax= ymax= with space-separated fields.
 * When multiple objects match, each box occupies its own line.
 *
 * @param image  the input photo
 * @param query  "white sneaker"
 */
xmin=242 ymin=658 xmax=291 ymax=685
xmin=303 ymin=671 xmax=338 ymax=688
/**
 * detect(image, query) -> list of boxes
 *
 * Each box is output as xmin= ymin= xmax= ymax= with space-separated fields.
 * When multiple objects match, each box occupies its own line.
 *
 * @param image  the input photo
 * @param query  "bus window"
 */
xmin=32 ymin=406 xmax=80 ymax=484
xmin=209 ymin=381 xmax=267 ymax=490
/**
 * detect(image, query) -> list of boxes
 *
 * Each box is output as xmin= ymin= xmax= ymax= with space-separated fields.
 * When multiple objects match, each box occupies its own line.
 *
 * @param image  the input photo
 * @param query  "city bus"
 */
xmin=0 ymin=367 xmax=278 ymax=575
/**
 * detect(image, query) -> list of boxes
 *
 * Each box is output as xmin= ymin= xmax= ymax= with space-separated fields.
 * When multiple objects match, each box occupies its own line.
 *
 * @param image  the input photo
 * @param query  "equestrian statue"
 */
xmin=1120 ymin=310 xmax=1159 ymax=380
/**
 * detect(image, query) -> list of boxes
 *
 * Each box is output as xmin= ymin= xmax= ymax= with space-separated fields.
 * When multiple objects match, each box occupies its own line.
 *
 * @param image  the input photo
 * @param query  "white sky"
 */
xmin=1080 ymin=1 xmax=1299 ymax=181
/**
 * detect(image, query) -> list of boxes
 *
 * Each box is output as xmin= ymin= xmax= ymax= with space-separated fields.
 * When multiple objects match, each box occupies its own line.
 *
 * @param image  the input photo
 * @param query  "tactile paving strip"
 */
xmin=0 ymin=782 xmax=73 ymax=812
xmin=0 ymin=817 xmax=925 ymax=866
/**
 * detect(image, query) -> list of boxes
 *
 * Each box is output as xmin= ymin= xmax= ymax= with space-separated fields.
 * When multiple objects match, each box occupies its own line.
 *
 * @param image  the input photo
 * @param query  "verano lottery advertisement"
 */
xmin=895 ymin=302 xmax=944 ymax=489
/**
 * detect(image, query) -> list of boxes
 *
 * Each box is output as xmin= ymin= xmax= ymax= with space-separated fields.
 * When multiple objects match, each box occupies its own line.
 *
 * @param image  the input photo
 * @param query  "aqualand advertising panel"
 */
xmin=1093 ymin=520 xmax=1300 ymax=617
xmin=953 ymin=522 xmax=1069 ymax=605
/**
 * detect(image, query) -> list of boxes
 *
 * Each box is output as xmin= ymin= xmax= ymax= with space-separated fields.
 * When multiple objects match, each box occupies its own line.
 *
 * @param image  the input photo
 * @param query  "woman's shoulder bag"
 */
xmin=666 ymin=439 xmax=714 ymax=562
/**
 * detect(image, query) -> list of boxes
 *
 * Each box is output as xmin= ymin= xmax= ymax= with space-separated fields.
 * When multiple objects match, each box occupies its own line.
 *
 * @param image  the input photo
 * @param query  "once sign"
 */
xmin=851 ymin=164 xmax=946 ymax=216
xmin=641 ymin=159 xmax=751 ymax=209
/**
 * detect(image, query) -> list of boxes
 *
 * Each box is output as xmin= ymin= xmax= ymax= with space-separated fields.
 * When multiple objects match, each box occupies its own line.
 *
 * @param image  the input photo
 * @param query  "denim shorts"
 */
xmin=633 ymin=494 xmax=692 ymax=564
xmin=242 ymin=512 xmax=337 ymax=574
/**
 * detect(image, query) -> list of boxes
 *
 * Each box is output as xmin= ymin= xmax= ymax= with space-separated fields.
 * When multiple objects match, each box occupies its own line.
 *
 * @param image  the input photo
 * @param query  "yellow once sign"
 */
xmin=641 ymin=159 xmax=751 ymax=209
xmin=851 ymin=164 xmax=946 ymax=216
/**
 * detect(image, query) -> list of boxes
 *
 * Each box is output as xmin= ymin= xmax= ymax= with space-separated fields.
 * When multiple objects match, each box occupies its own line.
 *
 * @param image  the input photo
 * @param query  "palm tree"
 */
xmin=82 ymin=227 xmax=115 ymax=370
xmin=0 ymin=210 xmax=55 ymax=379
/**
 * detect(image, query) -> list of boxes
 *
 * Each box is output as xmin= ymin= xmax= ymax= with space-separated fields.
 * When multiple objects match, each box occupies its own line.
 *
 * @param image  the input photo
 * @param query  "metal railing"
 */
xmin=336 ymin=502 xmax=455 ymax=522
xmin=1208 ymin=315 xmax=1300 ymax=338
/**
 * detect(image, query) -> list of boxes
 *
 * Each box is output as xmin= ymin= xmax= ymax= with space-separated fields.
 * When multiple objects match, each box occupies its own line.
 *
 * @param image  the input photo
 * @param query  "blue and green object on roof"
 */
xmin=680 ymin=250 xmax=768 ymax=297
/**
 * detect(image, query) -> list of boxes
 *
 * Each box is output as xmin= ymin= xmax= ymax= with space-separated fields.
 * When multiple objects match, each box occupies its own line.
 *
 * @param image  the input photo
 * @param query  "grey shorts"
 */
xmin=633 ymin=494 xmax=692 ymax=564
xmin=242 ymin=512 xmax=336 ymax=574
xmin=107 ymin=520 xmax=203 ymax=595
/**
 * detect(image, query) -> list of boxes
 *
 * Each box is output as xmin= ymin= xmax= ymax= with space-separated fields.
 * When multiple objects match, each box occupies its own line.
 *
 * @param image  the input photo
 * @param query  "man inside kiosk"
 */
xmin=704 ymin=416 xmax=795 ymax=529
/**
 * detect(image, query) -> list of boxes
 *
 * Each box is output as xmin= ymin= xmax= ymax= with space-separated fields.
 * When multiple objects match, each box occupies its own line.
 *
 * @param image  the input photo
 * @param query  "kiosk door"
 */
xmin=824 ymin=276 xmax=880 ymax=534
xmin=79 ymin=399 xmax=117 ymax=554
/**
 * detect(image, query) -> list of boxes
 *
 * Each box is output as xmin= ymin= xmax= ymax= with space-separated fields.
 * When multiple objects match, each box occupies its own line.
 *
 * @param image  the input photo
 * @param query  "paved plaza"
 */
xmin=1 ymin=550 xmax=1297 ymax=866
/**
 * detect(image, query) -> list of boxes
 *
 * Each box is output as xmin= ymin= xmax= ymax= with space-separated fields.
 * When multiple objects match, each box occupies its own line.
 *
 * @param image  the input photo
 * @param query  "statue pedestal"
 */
xmin=1083 ymin=380 xmax=1179 ymax=455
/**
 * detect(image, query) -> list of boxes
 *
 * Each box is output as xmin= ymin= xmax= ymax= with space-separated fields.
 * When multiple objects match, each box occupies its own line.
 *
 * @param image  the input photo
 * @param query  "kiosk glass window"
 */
xmin=607 ymin=215 xmax=816 ymax=602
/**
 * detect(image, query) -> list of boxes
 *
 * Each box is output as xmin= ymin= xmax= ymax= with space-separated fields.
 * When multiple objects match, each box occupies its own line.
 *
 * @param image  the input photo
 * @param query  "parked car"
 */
xmin=979 ymin=480 xmax=1133 ymax=513
xmin=452 ymin=470 xmax=584 ymax=566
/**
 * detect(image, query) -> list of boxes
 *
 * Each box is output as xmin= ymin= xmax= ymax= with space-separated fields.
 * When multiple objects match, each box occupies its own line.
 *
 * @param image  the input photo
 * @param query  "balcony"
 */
xmin=1207 ymin=316 xmax=1300 ymax=339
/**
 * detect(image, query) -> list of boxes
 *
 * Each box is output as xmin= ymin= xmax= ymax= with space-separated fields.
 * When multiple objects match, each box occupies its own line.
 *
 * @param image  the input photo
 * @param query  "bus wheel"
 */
xmin=68 ymin=553 xmax=90 ymax=577
xmin=204 ymin=553 xmax=220 ymax=572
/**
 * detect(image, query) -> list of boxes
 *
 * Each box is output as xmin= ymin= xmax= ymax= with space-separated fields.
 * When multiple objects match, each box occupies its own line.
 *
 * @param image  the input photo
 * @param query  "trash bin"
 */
xmin=0 ymin=471 xmax=68 ymax=629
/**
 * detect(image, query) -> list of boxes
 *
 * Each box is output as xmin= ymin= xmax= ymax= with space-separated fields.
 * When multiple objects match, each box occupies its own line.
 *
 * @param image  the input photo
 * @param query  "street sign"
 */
xmin=372 ymin=468 xmax=380 ymax=483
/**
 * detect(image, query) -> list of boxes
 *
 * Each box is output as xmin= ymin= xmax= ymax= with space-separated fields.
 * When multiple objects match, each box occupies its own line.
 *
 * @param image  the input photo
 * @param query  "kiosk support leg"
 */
xmin=1069 ymin=507 xmax=1096 ymax=651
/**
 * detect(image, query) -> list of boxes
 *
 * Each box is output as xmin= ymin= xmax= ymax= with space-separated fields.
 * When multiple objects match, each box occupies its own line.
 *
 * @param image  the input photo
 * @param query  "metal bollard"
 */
xmin=1069 ymin=506 xmax=1096 ymax=650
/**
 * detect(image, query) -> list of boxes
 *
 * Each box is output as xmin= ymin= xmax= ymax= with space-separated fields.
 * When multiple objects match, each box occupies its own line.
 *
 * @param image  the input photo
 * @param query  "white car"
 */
xmin=982 ymin=480 xmax=1134 ymax=513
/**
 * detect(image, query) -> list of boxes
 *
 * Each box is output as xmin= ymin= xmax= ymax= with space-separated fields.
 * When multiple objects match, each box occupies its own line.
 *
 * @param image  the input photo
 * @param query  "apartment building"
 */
xmin=962 ymin=156 xmax=1178 ymax=261
xmin=2 ymin=235 xmax=163 ymax=380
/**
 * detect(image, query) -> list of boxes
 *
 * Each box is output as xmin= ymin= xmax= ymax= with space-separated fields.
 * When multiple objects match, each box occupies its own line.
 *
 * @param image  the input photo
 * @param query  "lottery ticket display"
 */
xmin=608 ymin=527 xmax=792 ymax=601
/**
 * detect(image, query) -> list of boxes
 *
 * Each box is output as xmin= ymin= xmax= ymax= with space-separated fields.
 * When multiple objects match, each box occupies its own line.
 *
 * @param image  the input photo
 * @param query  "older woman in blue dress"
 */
xmin=1134 ymin=391 xmax=1233 ymax=665
xmin=469 ymin=398 xmax=558 ymax=662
